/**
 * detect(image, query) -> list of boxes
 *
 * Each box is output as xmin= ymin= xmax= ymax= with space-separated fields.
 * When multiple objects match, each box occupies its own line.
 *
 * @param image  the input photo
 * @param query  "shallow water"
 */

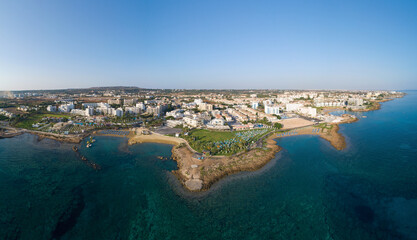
xmin=0 ymin=91 xmax=417 ymax=239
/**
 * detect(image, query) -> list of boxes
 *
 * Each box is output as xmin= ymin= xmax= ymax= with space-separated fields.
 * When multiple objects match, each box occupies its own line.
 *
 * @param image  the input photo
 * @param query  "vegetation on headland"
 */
xmin=316 ymin=122 xmax=334 ymax=131
xmin=181 ymin=128 xmax=273 ymax=156
xmin=12 ymin=112 xmax=70 ymax=130
xmin=171 ymin=131 xmax=281 ymax=191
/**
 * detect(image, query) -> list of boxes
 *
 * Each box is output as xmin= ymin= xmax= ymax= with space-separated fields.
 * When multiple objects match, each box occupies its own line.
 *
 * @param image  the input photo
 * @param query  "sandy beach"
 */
xmin=277 ymin=124 xmax=346 ymax=150
xmin=276 ymin=115 xmax=358 ymax=150
xmin=128 ymin=132 xmax=186 ymax=146
xmin=280 ymin=118 xmax=315 ymax=129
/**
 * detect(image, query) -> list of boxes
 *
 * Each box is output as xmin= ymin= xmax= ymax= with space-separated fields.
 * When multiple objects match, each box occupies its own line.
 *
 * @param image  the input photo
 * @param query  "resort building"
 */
xmin=221 ymin=112 xmax=233 ymax=122
xmin=265 ymin=105 xmax=281 ymax=115
xmin=47 ymin=105 xmax=57 ymax=112
xmin=82 ymin=102 xmax=110 ymax=108
xmin=263 ymin=100 xmax=272 ymax=106
xmin=0 ymin=109 xmax=15 ymax=118
xmin=166 ymin=109 xmax=184 ymax=119
xmin=108 ymin=98 xmax=123 ymax=105
xmin=96 ymin=106 xmax=112 ymax=115
xmin=17 ymin=106 xmax=29 ymax=112
xmin=183 ymin=116 xmax=204 ymax=128
xmin=209 ymin=117 xmax=225 ymax=126
xmin=58 ymin=103 xmax=74 ymax=113
xmin=206 ymin=117 xmax=230 ymax=130
xmin=194 ymin=98 xmax=203 ymax=105
xmin=136 ymin=102 xmax=146 ymax=111
xmin=348 ymin=98 xmax=364 ymax=106
xmin=298 ymin=107 xmax=317 ymax=117
xmin=198 ymin=103 xmax=213 ymax=111
xmin=125 ymin=106 xmax=142 ymax=115
xmin=85 ymin=107 xmax=94 ymax=116
xmin=146 ymin=105 xmax=167 ymax=117
xmin=124 ymin=98 xmax=137 ymax=106
xmin=166 ymin=119 xmax=184 ymax=128
xmin=114 ymin=108 xmax=123 ymax=117
xmin=286 ymin=103 xmax=303 ymax=112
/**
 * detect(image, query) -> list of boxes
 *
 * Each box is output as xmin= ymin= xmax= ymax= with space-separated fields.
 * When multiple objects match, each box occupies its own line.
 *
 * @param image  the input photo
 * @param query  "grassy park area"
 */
xmin=14 ymin=113 xmax=70 ymax=130
xmin=183 ymin=128 xmax=273 ymax=156
xmin=315 ymin=122 xmax=333 ymax=133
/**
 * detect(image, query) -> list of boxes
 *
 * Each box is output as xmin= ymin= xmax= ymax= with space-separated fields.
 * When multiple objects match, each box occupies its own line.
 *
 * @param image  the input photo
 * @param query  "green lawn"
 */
xmin=14 ymin=113 xmax=70 ymax=130
xmin=187 ymin=129 xmax=235 ymax=142
xmin=183 ymin=128 xmax=272 ymax=156
xmin=315 ymin=123 xmax=333 ymax=132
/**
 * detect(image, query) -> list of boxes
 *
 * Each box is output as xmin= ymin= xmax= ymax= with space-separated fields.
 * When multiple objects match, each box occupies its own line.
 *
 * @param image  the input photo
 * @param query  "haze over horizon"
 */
xmin=0 ymin=86 xmax=414 ymax=92
xmin=1 ymin=0 xmax=417 ymax=91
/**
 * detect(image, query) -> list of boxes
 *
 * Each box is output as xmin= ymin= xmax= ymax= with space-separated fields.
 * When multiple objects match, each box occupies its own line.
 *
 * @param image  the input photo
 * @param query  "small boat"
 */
xmin=72 ymin=146 xmax=78 ymax=152
xmin=81 ymin=156 xmax=87 ymax=161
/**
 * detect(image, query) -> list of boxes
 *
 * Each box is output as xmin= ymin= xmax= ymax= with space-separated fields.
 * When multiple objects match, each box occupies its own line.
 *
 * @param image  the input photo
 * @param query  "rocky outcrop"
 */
xmin=171 ymin=134 xmax=281 ymax=191
xmin=31 ymin=131 xmax=84 ymax=143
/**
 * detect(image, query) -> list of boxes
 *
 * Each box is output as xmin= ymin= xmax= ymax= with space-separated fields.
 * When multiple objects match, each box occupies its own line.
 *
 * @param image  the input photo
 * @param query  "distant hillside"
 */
xmin=87 ymin=86 xmax=143 ymax=90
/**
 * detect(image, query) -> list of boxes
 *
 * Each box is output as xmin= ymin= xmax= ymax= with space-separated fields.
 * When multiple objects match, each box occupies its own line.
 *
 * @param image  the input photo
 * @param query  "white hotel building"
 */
xmin=264 ymin=105 xmax=280 ymax=115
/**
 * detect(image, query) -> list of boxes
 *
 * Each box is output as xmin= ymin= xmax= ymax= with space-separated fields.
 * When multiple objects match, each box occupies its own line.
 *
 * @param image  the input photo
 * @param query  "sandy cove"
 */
xmin=276 ymin=115 xmax=358 ymax=150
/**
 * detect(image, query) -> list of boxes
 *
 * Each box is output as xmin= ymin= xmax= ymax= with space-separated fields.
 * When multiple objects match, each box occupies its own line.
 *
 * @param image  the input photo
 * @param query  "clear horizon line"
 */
xmin=0 ymin=86 xmax=412 ymax=92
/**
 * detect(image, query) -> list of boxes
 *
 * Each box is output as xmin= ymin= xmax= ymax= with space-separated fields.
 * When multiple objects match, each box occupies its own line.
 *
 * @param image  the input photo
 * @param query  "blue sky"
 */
xmin=1 ymin=0 xmax=417 ymax=90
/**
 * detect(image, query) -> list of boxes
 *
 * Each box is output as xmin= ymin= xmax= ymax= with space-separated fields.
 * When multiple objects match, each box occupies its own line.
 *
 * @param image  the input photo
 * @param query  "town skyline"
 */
xmin=1 ymin=85 xmax=415 ymax=92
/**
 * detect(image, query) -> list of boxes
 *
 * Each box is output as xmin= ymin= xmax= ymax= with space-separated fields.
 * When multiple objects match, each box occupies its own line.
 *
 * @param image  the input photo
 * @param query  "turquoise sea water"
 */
xmin=1 ymin=91 xmax=417 ymax=239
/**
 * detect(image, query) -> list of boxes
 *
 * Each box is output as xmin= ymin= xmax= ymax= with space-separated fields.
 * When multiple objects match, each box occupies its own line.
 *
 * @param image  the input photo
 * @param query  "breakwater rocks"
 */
xmin=73 ymin=146 xmax=101 ymax=170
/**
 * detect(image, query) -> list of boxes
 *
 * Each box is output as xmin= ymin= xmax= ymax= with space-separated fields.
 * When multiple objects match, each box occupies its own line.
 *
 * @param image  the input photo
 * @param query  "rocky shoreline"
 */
xmin=29 ymin=130 xmax=86 ymax=143
xmin=319 ymin=124 xmax=347 ymax=150
xmin=0 ymin=127 xmax=86 ymax=143
xmin=318 ymin=115 xmax=358 ymax=150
